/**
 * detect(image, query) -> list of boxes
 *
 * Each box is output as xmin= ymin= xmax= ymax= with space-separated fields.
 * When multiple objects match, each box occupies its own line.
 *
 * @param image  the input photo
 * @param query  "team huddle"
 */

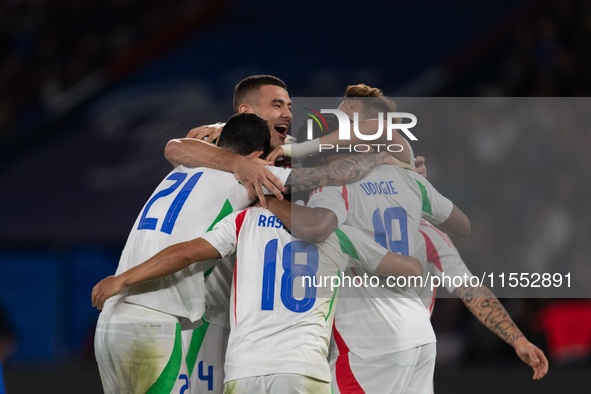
xmin=91 ymin=75 xmax=548 ymax=394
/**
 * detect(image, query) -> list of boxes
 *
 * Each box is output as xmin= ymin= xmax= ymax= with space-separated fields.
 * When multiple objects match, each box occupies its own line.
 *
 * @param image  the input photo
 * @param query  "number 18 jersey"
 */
xmin=201 ymin=207 xmax=389 ymax=383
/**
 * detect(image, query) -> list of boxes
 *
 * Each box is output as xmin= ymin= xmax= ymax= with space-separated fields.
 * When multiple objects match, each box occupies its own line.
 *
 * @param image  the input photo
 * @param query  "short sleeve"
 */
xmin=409 ymin=173 xmax=453 ymax=225
xmin=262 ymin=166 xmax=292 ymax=195
xmin=440 ymin=251 xmax=473 ymax=293
xmin=201 ymin=211 xmax=241 ymax=258
xmin=334 ymin=225 xmax=388 ymax=273
xmin=306 ymin=186 xmax=349 ymax=226
xmin=419 ymin=224 xmax=474 ymax=294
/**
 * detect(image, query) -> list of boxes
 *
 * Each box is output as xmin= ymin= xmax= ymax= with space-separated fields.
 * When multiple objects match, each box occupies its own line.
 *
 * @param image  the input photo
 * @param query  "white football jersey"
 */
xmin=201 ymin=207 xmax=389 ymax=383
xmin=414 ymin=219 xmax=473 ymax=315
xmin=307 ymin=165 xmax=454 ymax=358
xmin=112 ymin=165 xmax=291 ymax=323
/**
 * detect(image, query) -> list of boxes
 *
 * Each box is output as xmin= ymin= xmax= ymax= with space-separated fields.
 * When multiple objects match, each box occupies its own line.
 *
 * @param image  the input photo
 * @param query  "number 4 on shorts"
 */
xmin=198 ymin=361 xmax=213 ymax=391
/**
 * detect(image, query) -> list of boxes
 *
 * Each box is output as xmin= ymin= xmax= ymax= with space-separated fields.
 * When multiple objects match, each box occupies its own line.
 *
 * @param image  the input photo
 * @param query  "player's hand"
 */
xmin=233 ymin=152 xmax=284 ymax=208
xmin=265 ymin=146 xmax=286 ymax=163
xmin=383 ymin=152 xmax=413 ymax=170
xmin=91 ymin=275 xmax=128 ymax=310
xmin=253 ymin=195 xmax=279 ymax=208
xmin=186 ymin=122 xmax=224 ymax=143
xmin=513 ymin=337 xmax=548 ymax=380
xmin=415 ymin=156 xmax=427 ymax=178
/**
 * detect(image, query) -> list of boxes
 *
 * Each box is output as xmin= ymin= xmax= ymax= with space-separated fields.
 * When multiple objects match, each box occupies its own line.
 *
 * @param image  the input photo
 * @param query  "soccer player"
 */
xmin=93 ymin=113 xmax=291 ymax=394
xmin=415 ymin=219 xmax=548 ymax=380
xmin=162 ymin=75 xmax=294 ymax=207
xmin=168 ymin=79 xmax=423 ymax=208
xmin=164 ymin=76 xmax=410 ymax=394
xmin=266 ymin=84 xmax=420 ymax=169
xmin=92 ymin=203 xmax=424 ymax=394
xmin=263 ymin=97 xmax=470 ymax=394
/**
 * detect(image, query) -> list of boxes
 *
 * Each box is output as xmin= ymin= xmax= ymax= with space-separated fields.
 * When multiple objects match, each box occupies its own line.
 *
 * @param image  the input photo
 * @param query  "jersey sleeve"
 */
xmin=409 ymin=172 xmax=453 ymax=224
xmin=420 ymin=224 xmax=474 ymax=294
xmin=201 ymin=210 xmax=241 ymax=258
xmin=306 ymin=186 xmax=349 ymax=226
xmin=333 ymin=225 xmax=388 ymax=273
xmin=262 ymin=166 xmax=292 ymax=195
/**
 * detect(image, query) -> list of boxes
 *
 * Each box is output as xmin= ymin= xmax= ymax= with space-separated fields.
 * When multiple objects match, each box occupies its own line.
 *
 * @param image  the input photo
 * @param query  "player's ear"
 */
xmin=238 ymin=103 xmax=252 ymax=114
xmin=245 ymin=151 xmax=264 ymax=159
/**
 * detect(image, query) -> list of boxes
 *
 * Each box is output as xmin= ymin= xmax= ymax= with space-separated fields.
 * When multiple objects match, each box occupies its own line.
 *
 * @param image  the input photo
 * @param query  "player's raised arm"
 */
xmin=265 ymin=197 xmax=339 ymax=244
xmin=91 ymin=238 xmax=221 ymax=310
xmin=186 ymin=122 xmax=225 ymax=143
xmin=165 ymin=139 xmax=285 ymax=207
xmin=436 ymin=205 xmax=471 ymax=237
xmin=375 ymin=252 xmax=423 ymax=278
xmin=280 ymin=120 xmax=412 ymax=165
xmin=285 ymin=151 xmax=402 ymax=193
xmin=410 ymin=172 xmax=471 ymax=237
xmin=454 ymin=284 xmax=549 ymax=380
xmin=319 ymin=119 xmax=411 ymax=164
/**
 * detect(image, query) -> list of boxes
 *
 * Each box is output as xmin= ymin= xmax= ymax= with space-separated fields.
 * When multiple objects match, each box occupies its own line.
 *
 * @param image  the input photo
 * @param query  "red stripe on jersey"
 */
xmin=233 ymin=209 xmax=249 ymax=326
xmin=342 ymin=185 xmax=349 ymax=212
xmin=419 ymin=230 xmax=443 ymax=273
xmin=233 ymin=257 xmax=238 ymax=326
xmin=235 ymin=209 xmax=249 ymax=240
xmin=420 ymin=220 xmax=453 ymax=248
xmin=349 ymin=268 xmax=366 ymax=290
xmin=420 ymin=230 xmax=443 ymax=314
xmin=333 ymin=322 xmax=366 ymax=394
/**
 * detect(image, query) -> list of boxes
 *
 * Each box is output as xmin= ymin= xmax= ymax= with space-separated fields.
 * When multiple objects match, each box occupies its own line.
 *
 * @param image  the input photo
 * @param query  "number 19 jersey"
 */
xmin=201 ymin=207 xmax=389 ymax=383
xmin=307 ymin=165 xmax=454 ymax=358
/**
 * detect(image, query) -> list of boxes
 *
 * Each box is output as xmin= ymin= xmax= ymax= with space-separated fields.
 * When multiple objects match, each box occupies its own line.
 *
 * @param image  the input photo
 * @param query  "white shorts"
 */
xmin=330 ymin=343 xmax=436 ymax=394
xmin=182 ymin=321 xmax=229 ymax=394
xmin=224 ymin=374 xmax=331 ymax=394
xmin=95 ymin=301 xmax=190 ymax=394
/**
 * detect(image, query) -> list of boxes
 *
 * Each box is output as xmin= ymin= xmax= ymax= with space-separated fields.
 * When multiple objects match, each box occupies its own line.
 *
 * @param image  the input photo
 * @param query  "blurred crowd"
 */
xmin=492 ymin=0 xmax=591 ymax=97
xmin=430 ymin=0 xmax=591 ymax=369
xmin=0 ymin=0 xmax=199 ymax=145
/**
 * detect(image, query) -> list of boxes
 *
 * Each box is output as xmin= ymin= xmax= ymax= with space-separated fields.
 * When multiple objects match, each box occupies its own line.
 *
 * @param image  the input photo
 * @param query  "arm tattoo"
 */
xmin=454 ymin=285 xmax=524 ymax=345
xmin=285 ymin=153 xmax=386 ymax=193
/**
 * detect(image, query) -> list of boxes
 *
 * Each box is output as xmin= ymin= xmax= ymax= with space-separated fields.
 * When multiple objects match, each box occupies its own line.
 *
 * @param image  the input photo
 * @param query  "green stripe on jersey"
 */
xmin=334 ymin=229 xmax=359 ymax=260
xmin=186 ymin=318 xmax=210 ymax=378
xmin=204 ymin=265 xmax=215 ymax=278
xmin=206 ymin=199 xmax=234 ymax=232
xmin=414 ymin=180 xmax=432 ymax=215
xmin=146 ymin=323 xmax=182 ymax=394
xmin=325 ymin=269 xmax=340 ymax=322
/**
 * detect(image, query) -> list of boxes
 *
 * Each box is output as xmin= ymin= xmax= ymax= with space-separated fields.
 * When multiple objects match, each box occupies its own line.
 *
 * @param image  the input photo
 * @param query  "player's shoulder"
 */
xmin=331 ymin=225 xmax=378 ymax=253
xmin=175 ymin=165 xmax=236 ymax=179
xmin=392 ymin=166 xmax=425 ymax=183
xmin=418 ymin=219 xmax=456 ymax=250
xmin=364 ymin=164 xmax=419 ymax=183
xmin=242 ymin=207 xmax=288 ymax=230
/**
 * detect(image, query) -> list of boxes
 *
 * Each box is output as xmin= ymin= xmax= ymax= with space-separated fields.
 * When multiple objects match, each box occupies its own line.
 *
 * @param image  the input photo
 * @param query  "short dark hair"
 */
xmin=217 ymin=113 xmax=271 ymax=158
xmin=233 ymin=75 xmax=287 ymax=113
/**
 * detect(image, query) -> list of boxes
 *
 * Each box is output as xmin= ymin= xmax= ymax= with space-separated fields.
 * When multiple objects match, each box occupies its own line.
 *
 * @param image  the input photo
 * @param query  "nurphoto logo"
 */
xmin=304 ymin=108 xmax=418 ymax=153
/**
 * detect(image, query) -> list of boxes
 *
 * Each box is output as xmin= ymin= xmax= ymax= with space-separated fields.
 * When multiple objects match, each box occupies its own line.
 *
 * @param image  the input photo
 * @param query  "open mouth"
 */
xmin=274 ymin=124 xmax=288 ymax=138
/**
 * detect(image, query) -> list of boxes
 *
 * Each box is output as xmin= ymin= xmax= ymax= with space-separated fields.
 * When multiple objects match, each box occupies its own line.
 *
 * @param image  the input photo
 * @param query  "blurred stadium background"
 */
xmin=1 ymin=0 xmax=590 ymax=393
